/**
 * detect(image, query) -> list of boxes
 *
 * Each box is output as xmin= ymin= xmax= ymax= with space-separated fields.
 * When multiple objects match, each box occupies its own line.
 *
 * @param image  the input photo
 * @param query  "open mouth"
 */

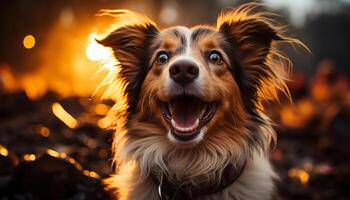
xmin=160 ymin=95 xmax=217 ymax=142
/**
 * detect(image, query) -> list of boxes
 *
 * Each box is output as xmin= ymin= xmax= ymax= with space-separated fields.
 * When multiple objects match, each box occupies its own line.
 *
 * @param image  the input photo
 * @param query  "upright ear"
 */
xmin=97 ymin=10 xmax=159 ymax=112
xmin=217 ymin=4 xmax=295 ymax=112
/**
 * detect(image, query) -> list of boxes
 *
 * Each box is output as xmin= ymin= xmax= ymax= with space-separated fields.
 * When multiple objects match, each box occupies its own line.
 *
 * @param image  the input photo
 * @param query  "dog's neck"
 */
xmin=151 ymin=161 xmax=247 ymax=199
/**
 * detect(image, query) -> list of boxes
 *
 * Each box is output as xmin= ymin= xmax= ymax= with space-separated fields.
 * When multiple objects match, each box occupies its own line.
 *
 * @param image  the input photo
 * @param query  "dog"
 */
xmin=97 ymin=3 xmax=302 ymax=200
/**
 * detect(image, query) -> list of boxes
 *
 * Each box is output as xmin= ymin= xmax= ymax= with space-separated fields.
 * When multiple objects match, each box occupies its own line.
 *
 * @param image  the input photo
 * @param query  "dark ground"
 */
xmin=0 ymin=64 xmax=349 ymax=200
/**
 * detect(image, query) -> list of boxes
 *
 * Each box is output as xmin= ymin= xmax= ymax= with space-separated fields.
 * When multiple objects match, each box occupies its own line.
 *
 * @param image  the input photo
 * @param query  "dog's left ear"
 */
xmin=97 ymin=10 xmax=159 ymax=112
xmin=217 ymin=4 xmax=289 ymax=105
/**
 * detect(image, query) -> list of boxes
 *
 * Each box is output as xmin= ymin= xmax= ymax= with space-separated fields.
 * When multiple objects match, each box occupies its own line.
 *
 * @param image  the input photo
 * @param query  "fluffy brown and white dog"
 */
xmin=97 ymin=4 xmax=302 ymax=200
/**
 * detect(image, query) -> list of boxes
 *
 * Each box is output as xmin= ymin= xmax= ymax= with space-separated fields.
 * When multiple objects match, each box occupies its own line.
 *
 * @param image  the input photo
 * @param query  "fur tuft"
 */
xmin=217 ymin=3 xmax=305 ymax=105
xmin=97 ymin=10 xmax=159 ymax=114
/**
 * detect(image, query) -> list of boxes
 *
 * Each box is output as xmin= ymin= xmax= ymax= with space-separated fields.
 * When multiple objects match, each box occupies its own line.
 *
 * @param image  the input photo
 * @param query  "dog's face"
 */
xmin=143 ymin=26 xmax=243 ymax=146
xmin=99 ymin=6 xmax=290 ymax=150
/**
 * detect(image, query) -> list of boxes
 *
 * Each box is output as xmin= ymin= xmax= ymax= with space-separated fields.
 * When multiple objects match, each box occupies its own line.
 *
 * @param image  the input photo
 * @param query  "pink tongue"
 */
xmin=172 ymin=96 xmax=201 ymax=128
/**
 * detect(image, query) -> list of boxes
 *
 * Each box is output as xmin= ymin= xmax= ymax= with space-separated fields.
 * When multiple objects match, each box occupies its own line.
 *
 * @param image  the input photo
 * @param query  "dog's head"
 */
xmin=98 ymin=5 xmax=298 ymax=153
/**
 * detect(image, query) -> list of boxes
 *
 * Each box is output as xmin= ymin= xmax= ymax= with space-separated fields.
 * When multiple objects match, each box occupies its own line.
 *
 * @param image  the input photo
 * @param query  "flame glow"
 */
xmin=1 ymin=11 xmax=121 ymax=103
xmin=52 ymin=102 xmax=78 ymax=128
xmin=86 ymin=34 xmax=111 ymax=62
xmin=8 ymin=19 xmax=116 ymax=100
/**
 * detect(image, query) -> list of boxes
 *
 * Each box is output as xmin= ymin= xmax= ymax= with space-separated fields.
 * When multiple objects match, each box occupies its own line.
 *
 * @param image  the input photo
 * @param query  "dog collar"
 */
xmin=152 ymin=162 xmax=246 ymax=200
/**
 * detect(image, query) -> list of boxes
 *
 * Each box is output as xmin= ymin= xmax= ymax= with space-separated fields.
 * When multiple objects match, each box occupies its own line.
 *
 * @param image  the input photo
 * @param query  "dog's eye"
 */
xmin=156 ymin=52 xmax=169 ymax=65
xmin=208 ymin=51 xmax=223 ymax=65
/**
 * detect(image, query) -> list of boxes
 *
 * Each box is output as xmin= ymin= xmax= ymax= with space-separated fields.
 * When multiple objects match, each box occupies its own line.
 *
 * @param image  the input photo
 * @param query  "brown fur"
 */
xmin=97 ymin=4 xmax=305 ymax=200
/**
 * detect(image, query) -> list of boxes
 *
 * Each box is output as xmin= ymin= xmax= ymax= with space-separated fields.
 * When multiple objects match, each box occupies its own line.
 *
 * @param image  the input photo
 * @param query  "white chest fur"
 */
xmin=106 ymin=151 xmax=277 ymax=200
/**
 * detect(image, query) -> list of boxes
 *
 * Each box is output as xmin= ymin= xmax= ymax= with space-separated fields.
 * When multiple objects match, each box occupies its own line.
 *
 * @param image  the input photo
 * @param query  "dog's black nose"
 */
xmin=169 ymin=60 xmax=199 ymax=86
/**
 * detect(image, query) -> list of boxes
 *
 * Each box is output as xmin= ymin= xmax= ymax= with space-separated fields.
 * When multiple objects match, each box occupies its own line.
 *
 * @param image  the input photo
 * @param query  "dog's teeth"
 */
xmin=201 ymin=104 xmax=207 ymax=118
xmin=171 ymin=119 xmax=176 ymax=128
xmin=190 ymin=119 xmax=199 ymax=131
xmin=171 ymin=119 xmax=199 ymax=132
xmin=168 ymin=103 xmax=173 ymax=115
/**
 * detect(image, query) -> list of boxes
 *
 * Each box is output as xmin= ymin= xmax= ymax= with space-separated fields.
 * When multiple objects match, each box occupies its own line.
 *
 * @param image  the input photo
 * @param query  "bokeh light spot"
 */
xmin=23 ymin=35 xmax=36 ymax=49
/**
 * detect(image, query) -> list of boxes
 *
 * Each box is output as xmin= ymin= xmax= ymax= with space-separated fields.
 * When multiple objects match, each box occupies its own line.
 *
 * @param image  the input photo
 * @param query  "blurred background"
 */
xmin=0 ymin=0 xmax=349 ymax=199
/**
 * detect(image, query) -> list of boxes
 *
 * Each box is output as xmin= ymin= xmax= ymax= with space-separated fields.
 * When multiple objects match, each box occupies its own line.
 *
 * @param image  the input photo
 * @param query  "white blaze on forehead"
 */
xmin=166 ymin=26 xmax=199 ymax=69
xmin=162 ymin=26 xmax=207 ymax=101
xmin=174 ymin=26 xmax=192 ymax=55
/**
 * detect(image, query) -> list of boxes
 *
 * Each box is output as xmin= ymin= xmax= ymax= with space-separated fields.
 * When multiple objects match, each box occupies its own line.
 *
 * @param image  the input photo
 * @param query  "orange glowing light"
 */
xmin=86 ymin=34 xmax=111 ymax=61
xmin=23 ymin=154 xmax=36 ymax=162
xmin=280 ymin=98 xmax=316 ymax=128
xmin=33 ymin=124 xmax=50 ymax=137
xmin=59 ymin=152 xmax=67 ymax=159
xmin=23 ymin=35 xmax=36 ymax=49
xmin=299 ymin=170 xmax=310 ymax=185
xmin=21 ymin=75 xmax=47 ymax=100
xmin=288 ymin=168 xmax=310 ymax=185
xmin=40 ymin=127 xmax=50 ymax=137
xmin=47 ymin=149 xmax=60 ymax=157
xmin=67 ymin=157 xmax=84 ymax=170
xmin=46 ymin=149 xmax=85 ymax=171
xmin=0 ymin=145 xmax=9 ymax=157
xmin=83 ymin=170 xmax=101 ymax=179
xmin=97 ymin=117 xmax=110 ymax=129
xmin=0 ymin=65 xmax=16 ymax=92
xmin=92 ymin=103 xmax=110 ymax=115
xmin=52 ymin=103 xmax=78 ymax=129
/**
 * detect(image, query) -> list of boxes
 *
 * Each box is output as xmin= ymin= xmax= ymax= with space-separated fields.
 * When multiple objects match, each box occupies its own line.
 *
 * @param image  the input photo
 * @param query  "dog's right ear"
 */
xmin=97 ymin=10 xmax=159 ymax=111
